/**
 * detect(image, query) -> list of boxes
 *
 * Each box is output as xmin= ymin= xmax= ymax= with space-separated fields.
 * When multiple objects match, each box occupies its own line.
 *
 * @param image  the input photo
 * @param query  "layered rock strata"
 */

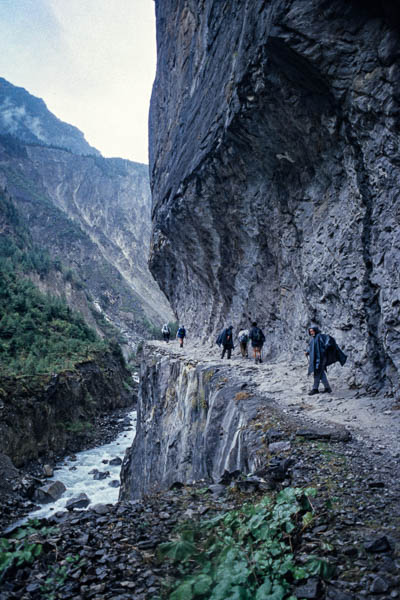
xmin=149 ymin=0 xmax=400 ymax=393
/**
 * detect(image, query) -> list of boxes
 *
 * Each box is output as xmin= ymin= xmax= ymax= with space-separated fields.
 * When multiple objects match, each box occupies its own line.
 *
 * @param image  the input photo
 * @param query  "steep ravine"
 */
xmin=0 ymin=351 xmax=133 ymax=469
xmin=0 ymin=138 xmax=173 ymax=345
xmin=0 ymin=350 xmax=135 ymax=532
xmin=149 ymin=0 xmax=400 ymax=395
xmin=0 ymin=78 xmax=174 ymax=347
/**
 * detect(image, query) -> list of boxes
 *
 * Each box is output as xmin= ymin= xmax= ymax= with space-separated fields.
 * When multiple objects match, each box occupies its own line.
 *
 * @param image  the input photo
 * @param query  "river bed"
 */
xmin=25 ymin=410 xmax=137 ymax=522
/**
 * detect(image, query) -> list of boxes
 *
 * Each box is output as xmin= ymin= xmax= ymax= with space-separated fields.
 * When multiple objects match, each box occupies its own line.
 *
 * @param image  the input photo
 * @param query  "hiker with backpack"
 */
xmin=238 ymin=328 xmax=249 ymax=358
xmin=219 ymin=325 xmax=234 ymax=359
xmin=176 ymin=325 xmax=186 ymax=348
xmin=305 ymin=325 xmax=347 ymax=395
xmin=248 ymin=322 xmax=265 ymax=364
xmin=161 ymin=323 xmax=170 ymax=343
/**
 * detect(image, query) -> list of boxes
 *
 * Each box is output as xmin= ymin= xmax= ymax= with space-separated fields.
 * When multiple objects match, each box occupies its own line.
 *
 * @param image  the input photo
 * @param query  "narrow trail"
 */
xmin=149 ymin=339 xmax=400 ymax=459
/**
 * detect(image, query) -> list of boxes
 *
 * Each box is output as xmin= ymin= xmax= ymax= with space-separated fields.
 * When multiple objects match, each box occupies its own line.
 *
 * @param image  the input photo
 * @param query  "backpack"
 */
xmin=324 ymin=335 xmax=347 ymax=367
xmin=252 ymin=327 xmax=264 ymax=344
xmin=239 ymin=332 xmax=248 ymax=343
xmin=177 ymin=327 xmax=185 ymax=337
xmin=216 ymin=332 xmax=223 ymax=346
xmin=162 ymin=324 xmax=170 ymax=334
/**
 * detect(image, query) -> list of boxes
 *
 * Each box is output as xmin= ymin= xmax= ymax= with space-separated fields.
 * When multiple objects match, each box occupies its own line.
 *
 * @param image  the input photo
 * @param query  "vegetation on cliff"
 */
xmin=0 ymin=190 xmax=109 ymax=376
xmin=0 ymin=269 xmax=107 ymax=376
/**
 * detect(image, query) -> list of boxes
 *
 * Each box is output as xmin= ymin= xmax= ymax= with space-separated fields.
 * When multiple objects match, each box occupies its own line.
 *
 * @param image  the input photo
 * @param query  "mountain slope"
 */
xmin=0 ymin=79 xmax=173 ymax=347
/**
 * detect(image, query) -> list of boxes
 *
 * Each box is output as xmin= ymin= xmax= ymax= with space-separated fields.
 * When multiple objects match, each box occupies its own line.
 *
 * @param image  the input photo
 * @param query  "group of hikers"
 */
xmin=216 ymin=322 xmax=266 ymax=364
xmin=160 ymin=321 xmax=347 ymax=395
xmin=161 ymin=323 xmax=186 ymax=347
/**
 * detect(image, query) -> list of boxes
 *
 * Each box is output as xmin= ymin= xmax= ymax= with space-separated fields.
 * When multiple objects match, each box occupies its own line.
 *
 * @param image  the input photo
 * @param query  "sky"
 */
xmin=0 ymin=0 xmax=157 ymax=164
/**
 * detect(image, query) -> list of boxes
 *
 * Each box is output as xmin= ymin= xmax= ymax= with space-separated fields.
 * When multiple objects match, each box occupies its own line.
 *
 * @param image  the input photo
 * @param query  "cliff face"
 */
xmin=120 ymin=344 xmax=263 ymax=500
xmin=149 ymin=0 xmax=400 ymax=393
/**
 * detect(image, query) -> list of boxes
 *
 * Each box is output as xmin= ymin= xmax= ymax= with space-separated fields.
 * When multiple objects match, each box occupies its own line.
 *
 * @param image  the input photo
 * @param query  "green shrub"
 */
xmin=159 ymin=487 xmax=335 ymax=600
xmin=0 ymin=519 xmax=58 ymax=582
xmin=64 ymin=420 xmax=93 ymax=433
xmin=0 ymin=263 xmax=108 ymax=377
xmin=168 ymin=321 xmax=179 ymax=338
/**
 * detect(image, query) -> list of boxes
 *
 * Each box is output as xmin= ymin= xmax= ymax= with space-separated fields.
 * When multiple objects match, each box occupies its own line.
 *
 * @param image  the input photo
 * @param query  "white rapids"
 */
xmin=27 ymin=410 xmax=137 ymax=521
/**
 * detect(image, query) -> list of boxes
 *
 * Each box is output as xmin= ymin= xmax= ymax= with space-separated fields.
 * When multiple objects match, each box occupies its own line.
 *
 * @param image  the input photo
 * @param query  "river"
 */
xmin=24 ymin=410 xmax=137 ymax=522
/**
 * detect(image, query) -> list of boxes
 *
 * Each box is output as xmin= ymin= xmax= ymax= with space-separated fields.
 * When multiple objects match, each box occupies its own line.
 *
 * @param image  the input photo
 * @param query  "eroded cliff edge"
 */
xmin=119 ymin=342 xmax=364 ymax=501
xmin=0 ymin=349 xmax=133 ymax=468
xmin=149 ymin=0 xmax=400 ymax=394
xmin=120 ymin=343 xmax=264 ymax=500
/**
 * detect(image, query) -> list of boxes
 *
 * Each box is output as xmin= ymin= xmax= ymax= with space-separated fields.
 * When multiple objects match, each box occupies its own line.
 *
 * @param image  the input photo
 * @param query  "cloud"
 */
xmin=0 ymin=98 xmax=46 ymax=141
xmin=0 ymin=100 xmax=26 ymax=134
xmin=0 ymin=0 xmax=156 ymax=163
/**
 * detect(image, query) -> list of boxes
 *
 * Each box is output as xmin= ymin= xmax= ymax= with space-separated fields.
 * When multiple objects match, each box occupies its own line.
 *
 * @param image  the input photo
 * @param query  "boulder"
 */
xmin=269 ymin=441 xmax=291 ymax=454
xmin=34 ymin=480 xmax=66 ymax=503
xmin=43 ymin=464 xmax=54 ymax=477
xmin=365 ymin=536 xmax=392 ymax=553
xmin=91 ymin=503 xmax=111 ymax=515
xmin=296 ymin=578 xmax=322 ymax=599
xmin=108 ymin=480 xmax=120 ymax=488
xmin=93 ymin=470 xmax=110 ymax=480
xmin=66 ymin=493 xmax=91 ymax=511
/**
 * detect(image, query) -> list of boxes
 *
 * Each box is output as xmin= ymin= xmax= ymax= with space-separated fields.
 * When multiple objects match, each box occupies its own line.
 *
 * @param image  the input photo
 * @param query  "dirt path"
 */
xmin=150 ymin=339 xmax=400 ymax=458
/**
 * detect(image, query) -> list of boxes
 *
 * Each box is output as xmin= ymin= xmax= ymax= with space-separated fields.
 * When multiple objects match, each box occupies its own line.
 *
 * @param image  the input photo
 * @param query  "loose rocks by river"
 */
xmin=1 ymin=416 xmax=399 ymax=599
xmin=0 ymin=406 xmax=136 ymax=533
xmin=1 ymin=341 xmax=400 ymax=599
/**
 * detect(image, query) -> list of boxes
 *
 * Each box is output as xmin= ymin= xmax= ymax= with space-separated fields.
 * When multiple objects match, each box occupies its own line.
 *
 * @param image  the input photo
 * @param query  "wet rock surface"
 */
xmin=34 ymin=481 xmax=67 ymax=504
xmin=66 ymin=493 xmax=91 ymax=511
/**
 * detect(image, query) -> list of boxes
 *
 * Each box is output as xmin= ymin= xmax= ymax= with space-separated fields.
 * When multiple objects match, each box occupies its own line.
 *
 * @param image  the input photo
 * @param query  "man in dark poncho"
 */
xmin=305 ymin=325 xmax=332 ymax=395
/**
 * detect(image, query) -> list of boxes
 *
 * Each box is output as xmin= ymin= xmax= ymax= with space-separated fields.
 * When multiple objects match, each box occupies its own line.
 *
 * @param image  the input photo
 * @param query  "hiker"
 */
xmin=238 ymin=328 xmax=249 ymax=358
xmin=176 ymin=325 xmax=186 ymax=348
xmin=305 ymin=325 xmax=347 ymax=395
xmin=305 ymin=326 xmax=331 ymax=395
xmin=220 ymin=325 xmax=234 ymax=359
xmin=161 ymin=323 xmax=170 ymax=343
xmin=248 ymin=322 xmax=265 ymax=364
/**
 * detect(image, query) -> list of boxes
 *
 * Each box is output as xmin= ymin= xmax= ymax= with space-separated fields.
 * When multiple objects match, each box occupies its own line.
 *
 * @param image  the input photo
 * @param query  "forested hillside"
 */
xmin=0 ymin=189 xmax=110 ymax=376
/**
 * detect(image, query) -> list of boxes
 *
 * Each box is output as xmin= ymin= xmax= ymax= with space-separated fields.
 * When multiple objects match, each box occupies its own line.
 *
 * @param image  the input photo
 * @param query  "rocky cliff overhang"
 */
xmin=149 ymin=0 xmax=400 ymax=393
